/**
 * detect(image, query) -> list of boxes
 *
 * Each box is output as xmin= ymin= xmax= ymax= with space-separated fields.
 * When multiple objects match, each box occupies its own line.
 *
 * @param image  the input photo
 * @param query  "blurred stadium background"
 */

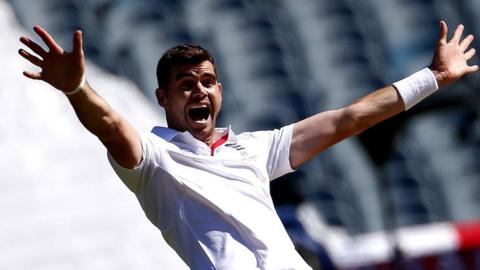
xmin=2 ymin=0 xmax=480 ymax=269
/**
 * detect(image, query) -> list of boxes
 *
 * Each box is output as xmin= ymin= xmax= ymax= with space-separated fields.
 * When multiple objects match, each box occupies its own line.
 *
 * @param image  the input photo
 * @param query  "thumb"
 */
xmin=72 ymin=30 xmax=83 ymax=56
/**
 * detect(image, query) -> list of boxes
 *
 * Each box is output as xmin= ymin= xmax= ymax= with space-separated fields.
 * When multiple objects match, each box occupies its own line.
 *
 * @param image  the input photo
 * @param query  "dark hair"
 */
xmin=156 ymin=43 xmax=216 ymax=89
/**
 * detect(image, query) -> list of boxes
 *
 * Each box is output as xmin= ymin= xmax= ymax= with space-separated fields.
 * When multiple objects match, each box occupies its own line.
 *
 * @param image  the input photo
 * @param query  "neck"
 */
xmin=193 ymin=129 xmax=222 ymax=147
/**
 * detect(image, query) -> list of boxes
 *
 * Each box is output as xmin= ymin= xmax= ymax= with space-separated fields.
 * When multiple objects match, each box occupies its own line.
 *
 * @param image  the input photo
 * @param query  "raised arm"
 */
xmin=290 ymin=21 xmax=478 ymax=169
xmin=19 ymin=25 xmax=142 ymax=168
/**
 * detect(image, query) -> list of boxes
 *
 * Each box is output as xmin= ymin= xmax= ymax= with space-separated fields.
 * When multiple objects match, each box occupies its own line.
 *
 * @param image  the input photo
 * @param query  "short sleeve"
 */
xmin=265 ymin=124 xmax=295 ymax=180
xmin=107 ymin=134 xmax=152 ymax=194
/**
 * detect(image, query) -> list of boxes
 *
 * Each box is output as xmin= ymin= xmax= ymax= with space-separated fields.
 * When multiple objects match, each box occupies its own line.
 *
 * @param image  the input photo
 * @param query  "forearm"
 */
xmin=291 ymin=86 xmax=403 ymax=167
xmin=66 ymin=81 xmax=122 ymax=141
xmin=345 ymin=85 xmax=404 ymax=135
xmin=66 ymin=81 xmax=142 ymax=168
xmin=345 ymin=67 xmax=440 ymax=134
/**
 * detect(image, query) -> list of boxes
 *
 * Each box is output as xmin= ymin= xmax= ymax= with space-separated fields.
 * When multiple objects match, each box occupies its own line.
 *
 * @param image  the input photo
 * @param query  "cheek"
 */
xmin=208 ymin=87 xmax=221 ymax=100
xmin=166 ymin=96 xmax=188 ymax=116
xmin=217 ymin=94 xmax=222 ymax=109
xmin=170 ymin=93 xmax=189 ymax=105
xmin=210 ymin=92 xmax=222 ymax=111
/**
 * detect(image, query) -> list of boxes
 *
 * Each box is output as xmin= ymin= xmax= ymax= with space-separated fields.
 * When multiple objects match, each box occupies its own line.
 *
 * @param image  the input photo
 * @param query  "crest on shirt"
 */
xmin=225 ymin=142 xmax=257 ymax=161
xmin=224 ymin=142 xmax=245 ymax=151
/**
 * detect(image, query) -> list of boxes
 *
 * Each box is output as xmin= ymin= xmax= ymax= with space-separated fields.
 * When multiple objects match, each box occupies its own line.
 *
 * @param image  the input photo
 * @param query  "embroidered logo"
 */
xmin=224 ymin=143 xmax=246 ymax=151
xmin=225 ymin=142 xmax=253 ymax=160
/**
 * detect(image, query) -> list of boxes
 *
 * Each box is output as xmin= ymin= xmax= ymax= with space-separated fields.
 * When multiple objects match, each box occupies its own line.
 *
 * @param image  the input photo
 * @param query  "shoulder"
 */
xmin=137 ymin=131 xmax=179 ymax=161
xmin=236 ymin=124 xmax=294 ymax=143
xmin=231 ymin=125 xmax=293 ymax=157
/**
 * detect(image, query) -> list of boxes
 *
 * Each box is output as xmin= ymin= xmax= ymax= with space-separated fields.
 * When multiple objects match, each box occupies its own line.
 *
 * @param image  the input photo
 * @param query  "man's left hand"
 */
xmin=430 ymin=21 xmax=478 ymax=87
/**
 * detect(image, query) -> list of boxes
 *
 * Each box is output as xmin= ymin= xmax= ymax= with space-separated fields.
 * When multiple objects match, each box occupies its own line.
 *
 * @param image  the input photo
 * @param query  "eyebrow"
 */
xmin=176 ymin=71 xmax=196 ymax=80
xmin=175 ymin=71 xmax=216 ymax=81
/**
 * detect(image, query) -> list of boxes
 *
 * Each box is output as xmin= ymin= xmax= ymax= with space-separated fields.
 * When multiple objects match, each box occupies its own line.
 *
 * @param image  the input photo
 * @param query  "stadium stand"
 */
xmin=400 ymin=110 xmax=480 ymax=221
xmin=6 ymin=0 xmax=480 ymax=268
xmin=366 ymin=0 xmax=439 ymax=78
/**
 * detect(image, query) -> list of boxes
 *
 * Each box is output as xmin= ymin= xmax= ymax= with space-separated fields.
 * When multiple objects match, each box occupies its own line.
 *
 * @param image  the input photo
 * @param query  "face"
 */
xmin=156 ymin=61 xmax=222 ymax=143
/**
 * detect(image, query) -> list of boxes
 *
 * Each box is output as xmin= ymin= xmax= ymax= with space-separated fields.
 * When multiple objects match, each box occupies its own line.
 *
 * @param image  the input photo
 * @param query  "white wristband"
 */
xmin=393 ymin=68 xmax=439 ymax=110
xmin=64 ymin=76 xmax=86 ymax=96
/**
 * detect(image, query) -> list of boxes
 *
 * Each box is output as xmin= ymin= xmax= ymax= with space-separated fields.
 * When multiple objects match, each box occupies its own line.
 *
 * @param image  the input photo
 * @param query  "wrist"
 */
xmin=427 ymin=67 xmax=447 ymax=88
xmin=393 ymin=68 xmax=439 ymax=110
xmin=64 ymin=75 xmax=86 ymax=96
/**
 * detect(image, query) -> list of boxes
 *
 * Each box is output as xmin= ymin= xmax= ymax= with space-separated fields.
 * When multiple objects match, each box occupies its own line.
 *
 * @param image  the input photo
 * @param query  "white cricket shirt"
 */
xmin=108 ymin=124 xmax=312 ymax=270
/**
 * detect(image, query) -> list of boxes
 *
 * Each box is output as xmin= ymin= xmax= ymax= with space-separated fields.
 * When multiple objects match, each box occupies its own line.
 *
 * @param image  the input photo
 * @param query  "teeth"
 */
xmin=188 ymin=105 xmax=210 ymax=124
xmin=191 ymin=105 xmax=208 ymax=109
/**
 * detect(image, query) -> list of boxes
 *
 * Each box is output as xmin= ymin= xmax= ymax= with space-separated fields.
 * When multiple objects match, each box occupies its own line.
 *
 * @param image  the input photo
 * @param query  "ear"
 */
xmin=155 ymin=88 xmax=167 ymax=107
xmin=217 ymin=83 xmax=223 ymax=107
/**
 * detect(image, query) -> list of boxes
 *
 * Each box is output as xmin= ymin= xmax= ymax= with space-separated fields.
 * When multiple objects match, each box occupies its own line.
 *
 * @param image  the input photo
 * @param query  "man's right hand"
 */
xmin=19 ymin=25 xmax=142 ymax=169
xmin=19 ymin=25 xmax=85 ymax=93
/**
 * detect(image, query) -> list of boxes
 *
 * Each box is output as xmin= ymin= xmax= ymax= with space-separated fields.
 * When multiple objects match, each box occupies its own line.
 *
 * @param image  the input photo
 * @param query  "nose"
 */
xmin=191 ymin=81 xmax=207 ymax=99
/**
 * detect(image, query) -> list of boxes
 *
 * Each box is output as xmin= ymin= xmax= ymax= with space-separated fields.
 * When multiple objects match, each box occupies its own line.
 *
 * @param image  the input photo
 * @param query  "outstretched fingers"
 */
xmin=438 ymin=21 xmax=448 ymax=44
xmin=467 ymin=64 xmax=479 ymax=73
xmin=22 ymin=70 xmax=42 ymax=80
xmin=33 ymin=25 xmax=63 ymax=53
xmin=19 ymin=36 xmax=47 ymax=58
xmin=72 ymin=30 xmax=83 ymax=56
xmin=431 ymin=21 xmax=480 ymax=86
xmin=465 ymin=48 xmax=476 ymax=60
xmin=465 ymin=47 xmax=478 ymax=74
xmin=460 ymin=34 xmax=475 ymax=52
xmin=458 ymin=26 xmax=478 ymax=74
xmin=451 ymin=24 xmax=464 ymax=44
xmin=18 ymin=48 xmax=43 ymax=67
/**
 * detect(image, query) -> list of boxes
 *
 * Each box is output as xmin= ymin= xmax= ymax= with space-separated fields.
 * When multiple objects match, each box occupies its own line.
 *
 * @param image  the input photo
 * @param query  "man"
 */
xmin=19 ymin=21 xmax=477 ymax=269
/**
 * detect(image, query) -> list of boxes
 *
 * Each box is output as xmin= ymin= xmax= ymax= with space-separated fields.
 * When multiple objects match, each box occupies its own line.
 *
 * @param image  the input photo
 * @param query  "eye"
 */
xmin=202 ymin=79 xmax=216 ymax=88
xmin=179 ymin=80 xmax=195 ymax=91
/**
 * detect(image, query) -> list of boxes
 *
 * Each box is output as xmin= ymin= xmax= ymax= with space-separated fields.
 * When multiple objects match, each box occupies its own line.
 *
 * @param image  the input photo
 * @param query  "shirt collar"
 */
xmin=150 ymin=126 xmax=237 ymax=143
xmin=151 ymin=126 xmax=180 ymax=142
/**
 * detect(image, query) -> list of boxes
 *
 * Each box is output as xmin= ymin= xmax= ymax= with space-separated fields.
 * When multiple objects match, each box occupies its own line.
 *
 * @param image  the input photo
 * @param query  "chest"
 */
xmin=157 ymin=139 xmax=270 ymax=197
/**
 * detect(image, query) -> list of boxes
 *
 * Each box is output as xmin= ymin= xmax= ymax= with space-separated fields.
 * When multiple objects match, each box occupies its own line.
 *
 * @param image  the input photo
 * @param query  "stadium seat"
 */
xmin=402 ymin=110 xmax=480 ymax=221
xmin=8 ymin=0 xmax=480 ymax=268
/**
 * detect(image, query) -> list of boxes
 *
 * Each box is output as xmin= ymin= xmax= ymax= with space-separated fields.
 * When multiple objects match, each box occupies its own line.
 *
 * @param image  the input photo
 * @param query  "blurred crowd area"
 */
xmin=8 ymin=0 xmax=480 ymax=269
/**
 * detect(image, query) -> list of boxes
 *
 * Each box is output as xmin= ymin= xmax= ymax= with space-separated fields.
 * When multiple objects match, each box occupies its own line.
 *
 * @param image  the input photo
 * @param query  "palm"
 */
xmin=430 ymin=22 xmax=478 ymax=87
xmin=42 ymin=50 xmax=84 ymax=91
xmin=19 ymin=25 xmax=85 ymax=92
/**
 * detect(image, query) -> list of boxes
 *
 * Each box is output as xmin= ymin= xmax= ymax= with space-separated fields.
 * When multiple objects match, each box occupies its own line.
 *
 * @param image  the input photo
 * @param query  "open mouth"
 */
xmin=188 ymin=106 xmax=210 ymax=122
